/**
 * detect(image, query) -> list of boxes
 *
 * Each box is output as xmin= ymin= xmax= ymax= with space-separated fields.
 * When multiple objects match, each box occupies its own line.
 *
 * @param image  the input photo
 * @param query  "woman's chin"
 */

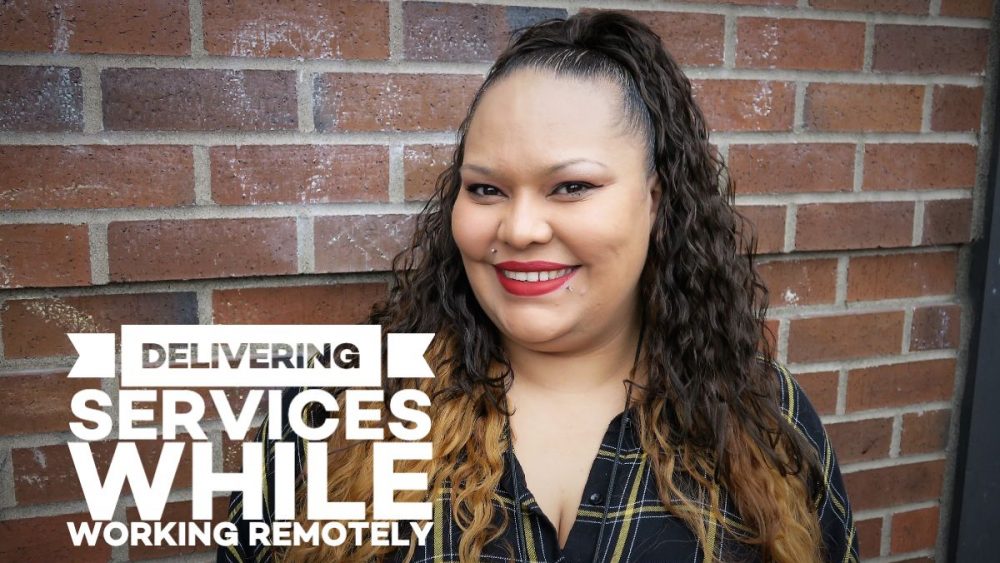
xmin=498 ymin=317 xmax=577 ymax=349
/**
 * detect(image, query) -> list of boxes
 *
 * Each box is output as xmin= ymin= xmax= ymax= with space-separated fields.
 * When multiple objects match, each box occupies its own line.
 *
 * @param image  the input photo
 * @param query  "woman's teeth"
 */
xmin=501 ymin=268 xmax=573 ymax=282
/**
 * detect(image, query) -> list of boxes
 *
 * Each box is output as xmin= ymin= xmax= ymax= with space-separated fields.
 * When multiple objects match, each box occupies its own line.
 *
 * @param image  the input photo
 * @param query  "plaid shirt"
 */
xmin=220 ymin=361 xmax=859 ymax=563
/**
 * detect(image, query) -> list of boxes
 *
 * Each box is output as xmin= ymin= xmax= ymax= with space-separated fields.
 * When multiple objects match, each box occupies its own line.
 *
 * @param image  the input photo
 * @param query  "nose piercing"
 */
xmin=490 ymin=248 xmax=497 ymax=254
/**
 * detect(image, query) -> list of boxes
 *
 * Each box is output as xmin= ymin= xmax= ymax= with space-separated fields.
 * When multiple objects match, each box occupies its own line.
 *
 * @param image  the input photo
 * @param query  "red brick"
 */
xmin=809 ymin=0 xmax=929 ymax=14
xmin=692 ymin=80 xmax=795 ymax=132
xmin=847 ymin=251 xmax=958 ymax=301
xmin=210 ymin=145 xmax=389 ymax=205
xmin=805 ymin=83 xmax=923 ymax=132
xmin=126 ymin=497 xmax=230 ymax=560
xmin=0 ymin=224 xmax=91 ymax=288
xmin=0 ymin=370 xmax=99 ymax=436
xmin=213 ymin=282 xmax=388 ymax=324
xmin=203 ymin=0 xmax=388 ymax=59
xmin=596 ymin=9 xmax=725 ymax=67
xmin=405 ymin=4 xmax=567 ymax=62
xmin=673 ymin=0 xmax=795 ymax=4
xmin=855 ymin=517 xmax=884 ymax=559
xmin=313 ymin=73 xmax=481 ymax=132
xmin=761 ymin=318 xmax=779 ymax=354
xmin=940 ymin=0 xmax=993 ymax=17
xmin=873 ymin=25 xmax=989 ymax=75
xmin=0 ymin=66 xmax=83 ymax=131
xmin=827 ymin=417 xmax=893 ymax=463
xmin=0 ymin=512 xmax=111 ymax=562
xmin=932 ymin=85 xmax=984 ymax=132
xmin=757 ymin=258 xmax=838 ymax=307
xmin=795 ymin=202 xmax=914 ymax=251
xmin=13 ymin=437 xmax=195 ymax=504
xmin=107 ymin=218 xmax=297 ymax=282
xmin=0 ymin=145 xmax=194 ymax=211
xmin=910 ymin=304 xmax=961 ymax=351
xmin=102 ymin=68 xmax=297 ymax=131
xmin=736 ymin=205 xmax=786 ymax=253
xmin=863 ymin=144 xmax=977 ymax=190
xmin=847 ymin=358 xmax=955 ymax=411
xmin=737 ymin=18 xmax=865 ymax=71
xmin=792 ymin=370 xmax=839 ymax=415
xmin=923 ymin=199 xmax=973 ymax=245
xmin=891 ymin=505 xmax=939 ymax=553
xmin=842 ymin=459 xmax=945 ymax=510
xmin=788 ymin=311 xmax=904 ymax=363
xmin=404 ymin=144 xmax=455 ymax=201
xmin=729 ymin=143 xmax=855 ymax=195
xmin=2 ymin=292 xmax=197 ymax=359
xmin=314 ymin=214 xmax=418 ymax=273
xmin=901 ymin=409 xmax=951 ymax=455
xmin=0 ymin=0 xmax=189 ymax=55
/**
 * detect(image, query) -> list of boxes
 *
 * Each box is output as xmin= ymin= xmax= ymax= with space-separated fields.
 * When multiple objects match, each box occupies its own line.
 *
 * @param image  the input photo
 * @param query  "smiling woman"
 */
xmin=454 ymin=70 xmax=658 ymax=351
xmin=221 ymin=10 xmax=859 ymax=563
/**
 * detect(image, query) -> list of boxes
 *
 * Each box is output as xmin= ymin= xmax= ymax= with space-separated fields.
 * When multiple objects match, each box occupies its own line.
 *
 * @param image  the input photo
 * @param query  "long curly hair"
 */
xmin=284 ymin=10 xmax=826 ymax=563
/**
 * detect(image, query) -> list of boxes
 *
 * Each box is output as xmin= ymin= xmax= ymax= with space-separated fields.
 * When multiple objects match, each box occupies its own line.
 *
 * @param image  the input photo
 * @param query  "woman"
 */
xmin=221 ymin=10 xmax=859 ymax=563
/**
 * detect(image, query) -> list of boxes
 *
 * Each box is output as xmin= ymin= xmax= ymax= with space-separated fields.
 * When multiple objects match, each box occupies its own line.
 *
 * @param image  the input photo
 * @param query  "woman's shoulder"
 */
xmin=764 ymin=357 xmax=829 ymax=455
xmin=762 ymin=357 xmax=861 ymax=563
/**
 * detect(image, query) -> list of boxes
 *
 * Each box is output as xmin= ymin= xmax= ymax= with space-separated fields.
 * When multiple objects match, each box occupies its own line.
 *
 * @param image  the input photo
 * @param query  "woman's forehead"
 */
xmin=464 ymin=70 xmax=643 ymax=173
xmin=469 ymin=69 xmax=625 ymax=137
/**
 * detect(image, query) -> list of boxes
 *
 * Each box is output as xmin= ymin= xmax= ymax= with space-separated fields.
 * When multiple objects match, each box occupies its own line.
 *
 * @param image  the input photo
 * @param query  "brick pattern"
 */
xmin=736 ymin=18 xmax=866 ymax=71
xmin=210 ymin=145 xmax=390 ymax=205
xmin=0 ymin=223 xmax=92 ymax=288
xmin=102 ymin=68 xmax=298 ymax=131
xmin=0 ymin=66 xmax=83 ymax=131
xmin=107 ymin=218 xmax=299 ymax=282
xmin=805 ymin=83 xmax=924 ymax=132
xmin=0 ymin=0 xmax=191 ymax=56
xmin=0 ymin=1 xmax=989 ymax=561
xmin=203 ymin=0 xmax=390 ymax=60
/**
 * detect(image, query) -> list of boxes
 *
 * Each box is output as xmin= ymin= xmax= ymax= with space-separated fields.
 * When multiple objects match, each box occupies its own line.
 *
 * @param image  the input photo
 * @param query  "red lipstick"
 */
xmin=493 ymin=261 xmax=579 ymax=297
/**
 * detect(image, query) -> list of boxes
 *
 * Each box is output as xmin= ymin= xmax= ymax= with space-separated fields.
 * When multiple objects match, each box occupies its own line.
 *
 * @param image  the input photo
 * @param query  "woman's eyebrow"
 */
xmin=460 ymin=158 xmax=609 ymax=178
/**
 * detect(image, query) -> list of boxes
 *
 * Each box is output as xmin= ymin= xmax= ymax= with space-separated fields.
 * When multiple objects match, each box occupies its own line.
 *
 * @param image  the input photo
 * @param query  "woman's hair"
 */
xmin=284 ymin=10 xmax=826 ymax=563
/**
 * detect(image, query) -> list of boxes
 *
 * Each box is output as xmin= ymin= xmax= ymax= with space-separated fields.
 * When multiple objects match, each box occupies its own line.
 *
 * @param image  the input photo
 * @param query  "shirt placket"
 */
xmin=501 ymin=411 xmax=633 ymax=563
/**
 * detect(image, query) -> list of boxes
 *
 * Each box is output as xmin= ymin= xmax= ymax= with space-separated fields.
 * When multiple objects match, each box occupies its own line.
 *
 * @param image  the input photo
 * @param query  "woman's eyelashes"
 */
xmin=551 ymin=181 xmax=598 ymax=198
xmin=465 ymin=183 xmax=504 ymax=198
xmin=464 ymin=182 xmax=600 ymax=200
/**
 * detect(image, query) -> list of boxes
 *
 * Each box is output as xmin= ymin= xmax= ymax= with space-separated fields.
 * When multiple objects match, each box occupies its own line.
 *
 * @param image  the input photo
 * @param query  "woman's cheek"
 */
xmin=451 ymin=201 xmax=492 ymax=255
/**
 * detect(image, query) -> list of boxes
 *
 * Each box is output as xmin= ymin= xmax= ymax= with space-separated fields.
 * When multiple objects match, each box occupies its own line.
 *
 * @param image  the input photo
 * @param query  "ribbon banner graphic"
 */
xmin=66 ymin=324 xmax=434 ymax=387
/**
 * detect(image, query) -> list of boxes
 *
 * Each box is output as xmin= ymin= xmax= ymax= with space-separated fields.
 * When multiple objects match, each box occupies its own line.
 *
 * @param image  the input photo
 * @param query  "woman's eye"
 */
xmin=552 ymin=182 xmax=595 ymax=197
xmin=466 ymin=184 xmax=503 ymax=197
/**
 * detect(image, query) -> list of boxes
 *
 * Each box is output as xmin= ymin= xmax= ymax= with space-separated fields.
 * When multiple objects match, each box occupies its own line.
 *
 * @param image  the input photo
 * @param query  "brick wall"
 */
xmin=0 ymin=1 xmax=993 ymax=561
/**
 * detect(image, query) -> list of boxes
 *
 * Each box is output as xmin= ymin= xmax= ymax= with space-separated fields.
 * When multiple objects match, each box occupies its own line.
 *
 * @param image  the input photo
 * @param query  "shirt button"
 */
xmin=588 ymin=492 xmax=604 ymax=505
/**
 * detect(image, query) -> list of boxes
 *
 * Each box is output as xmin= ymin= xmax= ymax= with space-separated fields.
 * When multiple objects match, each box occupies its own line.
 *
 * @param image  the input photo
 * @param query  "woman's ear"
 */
xmin=648 ymin=173 xmax=662 ymax=226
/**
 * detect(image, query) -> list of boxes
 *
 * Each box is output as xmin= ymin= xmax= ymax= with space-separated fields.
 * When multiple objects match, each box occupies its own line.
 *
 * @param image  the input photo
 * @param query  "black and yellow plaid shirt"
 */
xmin=220 ymin=361 xmax=859 ymax=562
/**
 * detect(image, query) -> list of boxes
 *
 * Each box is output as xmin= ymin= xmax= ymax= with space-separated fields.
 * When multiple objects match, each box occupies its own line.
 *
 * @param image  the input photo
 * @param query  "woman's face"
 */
xmin=452 ymin=68 xmax=661 ymax=352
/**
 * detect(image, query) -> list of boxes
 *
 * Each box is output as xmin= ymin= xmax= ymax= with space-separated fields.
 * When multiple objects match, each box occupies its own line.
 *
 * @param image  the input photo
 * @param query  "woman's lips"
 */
xmin=493 ymin=262 xmax=580 ymax=297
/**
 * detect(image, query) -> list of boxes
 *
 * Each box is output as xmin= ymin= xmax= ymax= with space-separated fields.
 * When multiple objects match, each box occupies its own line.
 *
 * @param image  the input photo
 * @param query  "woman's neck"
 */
xmin=502 ymin=320 xmax=646 ymax=405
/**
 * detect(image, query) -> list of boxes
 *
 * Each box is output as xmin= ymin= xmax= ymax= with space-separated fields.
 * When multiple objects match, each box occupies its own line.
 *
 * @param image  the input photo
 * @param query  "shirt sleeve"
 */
xmin=772 ymin=360 xmax=861 ymax=563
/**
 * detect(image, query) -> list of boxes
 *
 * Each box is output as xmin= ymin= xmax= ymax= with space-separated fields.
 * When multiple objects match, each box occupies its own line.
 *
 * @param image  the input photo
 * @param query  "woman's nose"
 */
xmin=497 ymin=195 xmax=553 ymax=249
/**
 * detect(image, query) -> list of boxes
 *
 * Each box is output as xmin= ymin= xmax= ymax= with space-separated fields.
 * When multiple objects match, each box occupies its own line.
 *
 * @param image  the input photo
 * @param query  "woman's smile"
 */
xmin=494 ymin=260 xmax=581 ymax=296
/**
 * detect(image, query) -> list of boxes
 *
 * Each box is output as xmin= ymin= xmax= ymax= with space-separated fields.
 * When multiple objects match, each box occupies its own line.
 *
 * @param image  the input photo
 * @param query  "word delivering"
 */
xmin=64 ymin=325 xmax=436 ymax=550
